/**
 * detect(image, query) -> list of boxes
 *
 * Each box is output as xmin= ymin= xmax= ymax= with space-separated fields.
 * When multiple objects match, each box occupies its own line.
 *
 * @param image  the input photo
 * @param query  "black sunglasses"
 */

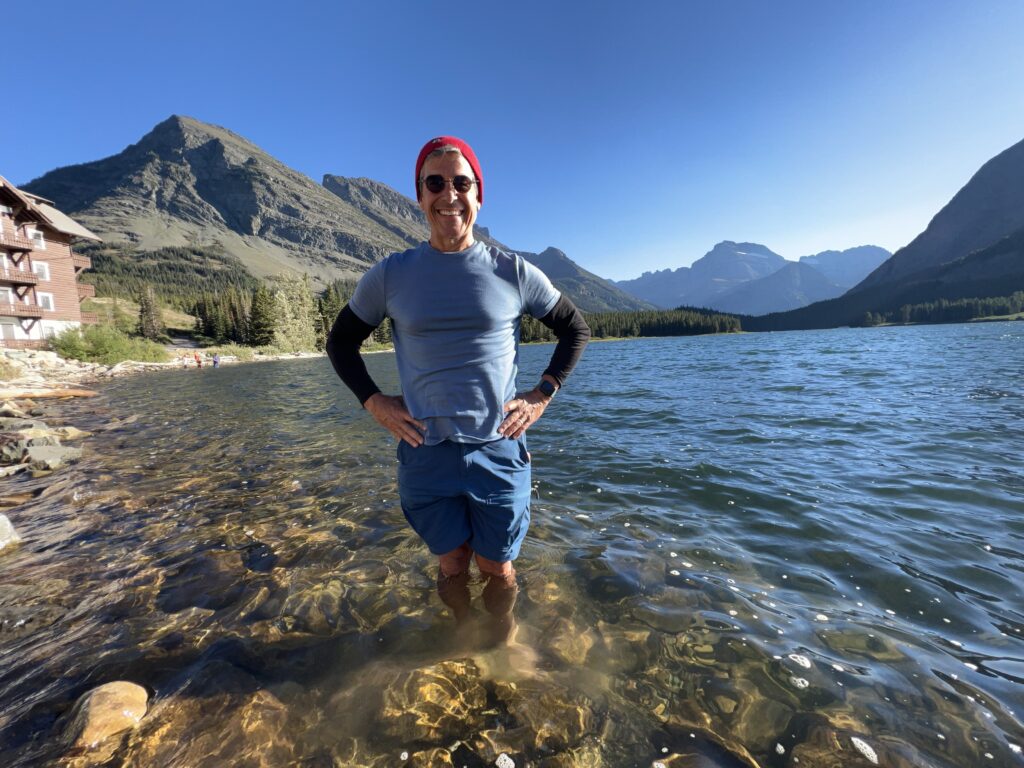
xmin=420 ymin=174 xmax=477 ymax=194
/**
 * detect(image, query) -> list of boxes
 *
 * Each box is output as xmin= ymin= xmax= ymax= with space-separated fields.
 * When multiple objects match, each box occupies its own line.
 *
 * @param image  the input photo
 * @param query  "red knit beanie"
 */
xmin=414 ymin=136 xmax=484 ymax=204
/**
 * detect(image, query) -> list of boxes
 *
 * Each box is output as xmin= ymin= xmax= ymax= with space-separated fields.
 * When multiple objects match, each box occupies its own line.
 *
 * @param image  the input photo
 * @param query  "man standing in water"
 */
xmin=326 ymin=136 xmax=590 ymax=638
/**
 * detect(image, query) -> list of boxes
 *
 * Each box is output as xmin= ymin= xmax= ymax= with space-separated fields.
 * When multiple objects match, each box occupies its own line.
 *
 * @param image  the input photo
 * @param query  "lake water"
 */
xmin=2 ymin=322 xmax=1023 ymax=767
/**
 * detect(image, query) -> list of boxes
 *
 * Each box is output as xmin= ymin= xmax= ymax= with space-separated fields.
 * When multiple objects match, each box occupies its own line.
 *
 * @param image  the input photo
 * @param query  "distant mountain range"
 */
xmin=614 ymin=242 xmax=890 ymax=315
xmin=22 ymin=115 xmax=1023 ymax=324
xmin=745 ymin=135 xmax=1024 ymax=330
xmin=23 ymin=116 xmax=650 ymax=313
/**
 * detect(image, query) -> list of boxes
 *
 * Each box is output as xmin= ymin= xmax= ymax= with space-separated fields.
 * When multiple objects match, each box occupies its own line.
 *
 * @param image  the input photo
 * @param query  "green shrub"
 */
xmin=51 ymin=325 xmax=170 ymax=365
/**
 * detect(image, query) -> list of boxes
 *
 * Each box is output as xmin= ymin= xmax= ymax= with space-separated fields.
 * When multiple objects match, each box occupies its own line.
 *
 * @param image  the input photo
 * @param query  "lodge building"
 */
xmin=0 ymin=175 xmax=99 ymax=349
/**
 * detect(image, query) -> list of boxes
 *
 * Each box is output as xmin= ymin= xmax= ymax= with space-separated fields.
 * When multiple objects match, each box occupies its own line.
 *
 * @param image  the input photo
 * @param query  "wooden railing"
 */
xmin=0 ymin=267 xmax=39 ymax=285
xmin=79 ymin=311 xmax=99 ymax=324
xmin=0 ymin=338 xmax=47 ymax=350
xmin=0 ymin=231 xmax=35 ymax=251
xmin=77 ymin=283 xmax=96 ymax=299
xmin=0 ymin=303 xmax=44 ymax=318
xmin=72 ymin=253 xmax=92 ymax=270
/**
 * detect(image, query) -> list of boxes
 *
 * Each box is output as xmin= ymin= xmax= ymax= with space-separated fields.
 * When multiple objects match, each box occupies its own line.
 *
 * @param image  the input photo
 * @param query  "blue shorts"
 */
xmin=396 ymin=436 xmax=532 ymax=563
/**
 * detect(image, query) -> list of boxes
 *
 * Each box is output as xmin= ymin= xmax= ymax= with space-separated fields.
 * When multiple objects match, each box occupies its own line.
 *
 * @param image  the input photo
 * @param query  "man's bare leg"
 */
xmin=476 ymin=554 xmax=518 ymax=644
xmin=437 ymin=543 xmax=473 ymax=624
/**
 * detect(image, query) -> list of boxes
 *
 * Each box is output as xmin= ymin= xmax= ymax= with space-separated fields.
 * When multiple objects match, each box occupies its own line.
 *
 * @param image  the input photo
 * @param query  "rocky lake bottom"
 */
xmin=1 ymin=324 xmax=1023 ymax=767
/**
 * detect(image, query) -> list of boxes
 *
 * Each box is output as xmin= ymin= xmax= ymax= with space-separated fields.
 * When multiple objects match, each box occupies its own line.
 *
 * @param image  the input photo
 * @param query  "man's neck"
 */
xmin=430 ymin=236 xmax=475 ymax=253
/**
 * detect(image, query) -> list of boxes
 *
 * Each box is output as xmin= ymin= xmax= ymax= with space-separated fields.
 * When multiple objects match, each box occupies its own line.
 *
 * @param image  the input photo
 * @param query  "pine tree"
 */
xmin=270 ymin=273 xmax=317 ymax=352
xmin=248 ymin=284 xmax=277 ymax=347
xmin=316 ymin=286 xmax=345 ymax=351
xmin=136 ymin=285 xmax=165 ymax=340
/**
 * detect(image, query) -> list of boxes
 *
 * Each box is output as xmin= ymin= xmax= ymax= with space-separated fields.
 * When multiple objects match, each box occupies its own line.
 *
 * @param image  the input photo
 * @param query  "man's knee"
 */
xmin=439 ymin=542 xmax=473 ymax=576
xmin=475 ymin=553 xmax=515 ymax=582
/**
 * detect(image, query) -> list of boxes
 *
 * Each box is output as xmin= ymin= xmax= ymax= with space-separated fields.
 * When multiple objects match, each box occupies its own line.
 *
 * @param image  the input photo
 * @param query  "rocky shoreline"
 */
xmin=0 ymin=350 xmax=152 ymax=762
xmin=0 ymin=346 xmax=326 ymax=542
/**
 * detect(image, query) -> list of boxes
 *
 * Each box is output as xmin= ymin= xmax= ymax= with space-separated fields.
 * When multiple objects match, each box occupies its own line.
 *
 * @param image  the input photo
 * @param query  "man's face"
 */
xmin=418 ymin=152 xmax=480 ymax=252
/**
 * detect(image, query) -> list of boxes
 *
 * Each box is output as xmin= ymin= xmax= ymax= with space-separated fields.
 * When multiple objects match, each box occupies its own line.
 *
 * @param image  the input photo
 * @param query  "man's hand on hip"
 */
xmin=499 ymin=388 xmax=551 ymax=439
xmin=364 ymin=394 xmax=427 ymax=447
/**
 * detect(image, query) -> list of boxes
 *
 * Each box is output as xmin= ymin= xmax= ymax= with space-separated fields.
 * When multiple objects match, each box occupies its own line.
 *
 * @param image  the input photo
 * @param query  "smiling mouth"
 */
xmin=436 ymin=208 xmax=464 ymax=217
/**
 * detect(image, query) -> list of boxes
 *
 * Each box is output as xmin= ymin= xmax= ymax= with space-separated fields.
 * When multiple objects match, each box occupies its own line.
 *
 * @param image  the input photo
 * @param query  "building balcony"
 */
xmin=79 ymin=311 xmax=99 ymax=324
xmin=0 ymin=231 xmax=35 ymax=251
xmin=0 ymin=338 xmax=47 ymax=350
xmin=72 ymin=253 xmax=92 ymax=270
xmin=0 ymin=267 xmax=39 ymax=286
xmin=0 ymin=303 xmax=44 ymax=319
xmin=77 ymin=283 xmax=96 ymax=299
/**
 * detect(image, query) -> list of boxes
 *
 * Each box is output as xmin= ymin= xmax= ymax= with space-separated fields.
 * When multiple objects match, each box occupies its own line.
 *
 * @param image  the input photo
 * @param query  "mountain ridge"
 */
xmin=22 ymin=115 xmax=649 ymax=312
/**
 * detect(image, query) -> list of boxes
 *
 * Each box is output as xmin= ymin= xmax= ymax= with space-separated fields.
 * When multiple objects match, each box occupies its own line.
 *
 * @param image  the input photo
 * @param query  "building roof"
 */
xmin=0 ymin=174 xmax=101 ymax=241
xmin=33 ymin=202 xmax=102 ymax=241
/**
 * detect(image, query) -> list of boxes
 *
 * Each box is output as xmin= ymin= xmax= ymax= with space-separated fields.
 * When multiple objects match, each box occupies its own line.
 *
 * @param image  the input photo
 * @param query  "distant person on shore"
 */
xmin=194 ymin=351 xmax=202 ymax=369
xmin=213 ymin=353 xmax=220 ymax=368
xmin=327 ymin=136 xmax=590 ymax=642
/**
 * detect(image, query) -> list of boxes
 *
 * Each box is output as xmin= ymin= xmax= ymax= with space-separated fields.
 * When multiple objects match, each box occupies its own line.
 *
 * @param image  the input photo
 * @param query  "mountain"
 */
xmin=712 ymin=262 xmax=844 ymax=316
xmin=615 ymin=241 xmax=787 ymax=308
xmin=798 ymin=246 xmax=890 ymax=289
xmin=612 ymin=266 xmax=690 ymax=309
xmin=515 ymin=247 xmax=654 ymax=311
xmin=745 ymin=226 xmax=1024 ymax=331
xmin=22 ymin=115 xmax=645 ymax=312
xmin=23 ymin=116 xmax=420 ymax=283
xmin=854 ymin=136 xmax=1024 ymax=292
xmin=744 ymin=136 xmax=1024 ymax=329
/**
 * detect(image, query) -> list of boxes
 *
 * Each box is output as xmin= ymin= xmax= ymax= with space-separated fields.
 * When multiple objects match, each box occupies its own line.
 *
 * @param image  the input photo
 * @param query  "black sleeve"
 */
xmin=537 ymin=294 xmax=591 ymax=387
xmin=325 ymin=305 xmax=382 ymax=406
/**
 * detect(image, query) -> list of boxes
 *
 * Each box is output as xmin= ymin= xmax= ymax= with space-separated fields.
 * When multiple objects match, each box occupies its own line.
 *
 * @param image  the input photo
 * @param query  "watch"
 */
xmin=537 ymin=380 xmax=557 ymax=399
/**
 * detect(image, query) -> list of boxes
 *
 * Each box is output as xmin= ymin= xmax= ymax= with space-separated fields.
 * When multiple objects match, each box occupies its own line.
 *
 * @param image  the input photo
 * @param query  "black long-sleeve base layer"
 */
xmin=325 ymin=294 xmax=591 ymax=405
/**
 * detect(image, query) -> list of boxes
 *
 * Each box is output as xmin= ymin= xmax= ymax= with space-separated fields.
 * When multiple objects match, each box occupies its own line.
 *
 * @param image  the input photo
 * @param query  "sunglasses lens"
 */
xmin=423 ymin=175 xmax=446 ymax=194
xmin=422 ymin=175 xmax=476 ymax=194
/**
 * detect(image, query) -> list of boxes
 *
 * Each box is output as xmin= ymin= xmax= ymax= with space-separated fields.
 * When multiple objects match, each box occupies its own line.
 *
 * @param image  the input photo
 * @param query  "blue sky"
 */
xmin=5 ymin=1 xmax=1023 ymax=280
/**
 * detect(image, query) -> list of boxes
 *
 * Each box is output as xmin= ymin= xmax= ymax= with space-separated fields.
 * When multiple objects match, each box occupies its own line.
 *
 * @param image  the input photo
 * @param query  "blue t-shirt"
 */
xmin=349 ymin=241 xmax=560 ymax=444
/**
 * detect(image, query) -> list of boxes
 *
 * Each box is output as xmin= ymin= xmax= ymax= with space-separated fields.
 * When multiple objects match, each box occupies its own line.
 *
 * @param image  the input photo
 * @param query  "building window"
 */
xmin=37 ymin=293 xmax=55 ymax=311
xmin=0 ymin=321 xmax=16 ymax=340
xmin=0 ymin=287 xmax=13 ymax=306
xmin=28 ymin=229 xmax=45 ymax=249
xmin=33 ymin=262 xmax=50 ymax=281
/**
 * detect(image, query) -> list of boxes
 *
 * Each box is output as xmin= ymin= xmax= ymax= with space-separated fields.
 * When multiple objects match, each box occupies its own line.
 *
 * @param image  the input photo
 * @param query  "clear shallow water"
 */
xmin=1 ymin=322 xmax=1023 ymax=766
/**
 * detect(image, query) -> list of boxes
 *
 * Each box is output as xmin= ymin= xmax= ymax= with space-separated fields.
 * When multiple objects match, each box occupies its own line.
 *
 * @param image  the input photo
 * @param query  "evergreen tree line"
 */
xmin=522 ymin=307 xmax=740 ymax=342
xmin=187 ymin=277 xmax=738 ymax=350
xmin=857 ymin=291 xmax=1024 ymax=326
xmin=187 ymin=274 xmax=393 ymax=351
xmin=82 ymin=244 xmax=262 ymax=310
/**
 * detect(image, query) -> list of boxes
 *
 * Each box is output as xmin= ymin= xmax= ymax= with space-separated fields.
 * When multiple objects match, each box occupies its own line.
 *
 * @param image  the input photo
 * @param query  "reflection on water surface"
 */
xmin=1 ymin=323 xmax=1023 ymax=766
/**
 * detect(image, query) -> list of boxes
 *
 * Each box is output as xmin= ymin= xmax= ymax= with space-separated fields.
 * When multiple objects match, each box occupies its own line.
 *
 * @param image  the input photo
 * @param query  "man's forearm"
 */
xmin=538 ymin=295 xmax=591 ymax=387
xmin=326 ymin=305 xmax=382 ymax=405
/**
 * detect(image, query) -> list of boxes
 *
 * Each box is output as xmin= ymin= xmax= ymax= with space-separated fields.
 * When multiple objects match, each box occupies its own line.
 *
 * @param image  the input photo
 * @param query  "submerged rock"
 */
xmin=25 ymin=444 xmax=83 ymax=471
xmin=0 ymin=400 xmax=28 ymax=418
xmin=156 ymin=548 xmax=247 ymax=613
xmin=378 ymin=659 xmax=488 ymax=742
xmin=536 ymin=742 xmax=604 ymax=767
xmin=0 ymin=514 xmax=21 ymax=551
xmin=494 ymin=679 xmax=600 ymax=754
xmin=63 ymin=681 xmax=148 ymax=755
xmin=543 ymin=616 xmax=597 ymax=666
xmin=407 ymin=747 xmax=455 ymax=766
xmin=117 ymin=662 xmax=301 ymax=767
xmin=278 ymin=572 xmax=350 ymax=635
